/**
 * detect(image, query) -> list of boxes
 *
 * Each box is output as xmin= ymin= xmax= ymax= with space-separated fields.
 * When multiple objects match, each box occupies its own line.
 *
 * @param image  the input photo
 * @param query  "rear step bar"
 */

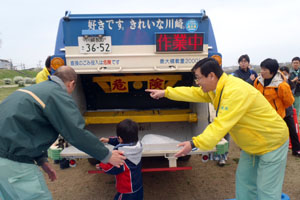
xmin=84 ymin=109 xmax=197 ymax=124
xmin=88 ymin=166 xmax=193 ymax=174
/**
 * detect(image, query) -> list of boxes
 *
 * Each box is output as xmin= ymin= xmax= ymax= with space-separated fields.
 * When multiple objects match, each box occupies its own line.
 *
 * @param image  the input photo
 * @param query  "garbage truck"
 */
xmin=50 ymin=10 xmax=224 ymax=170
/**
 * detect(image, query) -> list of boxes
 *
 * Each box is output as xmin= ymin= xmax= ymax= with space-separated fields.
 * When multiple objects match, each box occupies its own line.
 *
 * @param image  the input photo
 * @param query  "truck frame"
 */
xmin=51 ymin=10 xmax=222 ymax=170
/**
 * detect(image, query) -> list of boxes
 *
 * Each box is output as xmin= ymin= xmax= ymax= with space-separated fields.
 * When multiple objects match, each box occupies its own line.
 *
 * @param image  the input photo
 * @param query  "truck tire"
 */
xmin=88 ymin=158 xmax=101 ymax=165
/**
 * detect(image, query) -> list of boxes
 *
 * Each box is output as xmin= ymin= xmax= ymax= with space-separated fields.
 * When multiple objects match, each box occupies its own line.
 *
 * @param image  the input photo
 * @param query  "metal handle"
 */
xmin=154 ymin=65 xmax=178 ymax=71
xmin=97 ymin=66 xmax=122 ymax=72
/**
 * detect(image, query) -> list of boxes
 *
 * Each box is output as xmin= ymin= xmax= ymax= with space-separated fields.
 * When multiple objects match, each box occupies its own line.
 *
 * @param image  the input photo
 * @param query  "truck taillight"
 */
xmin=51 ymin=57 xmax=65 ymax=70
xmin=211 ymin=55 xmax=222 ymax=66
xmin=69 ymin=159 xmax=77 ymax=167
xmin=202 ymin=154 xmax=209 ymax=163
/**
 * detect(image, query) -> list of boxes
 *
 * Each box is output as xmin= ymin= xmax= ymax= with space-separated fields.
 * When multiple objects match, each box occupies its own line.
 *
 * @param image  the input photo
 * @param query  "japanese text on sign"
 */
xmin=156 ymin=33 xmax=203 ymax=52
xmin=70 ymin=59 xmax=120 ymax=66
xmin=87 ymin=18 xmax=185 ymax=31
xmin=148 ymin=78 xmax=165 ymax=89
xmin=111 ymin=78 xmax=128 ymax=93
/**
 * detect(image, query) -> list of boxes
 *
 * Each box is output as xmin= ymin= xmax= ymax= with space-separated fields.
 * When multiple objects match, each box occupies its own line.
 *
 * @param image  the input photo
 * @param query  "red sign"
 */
xmin=148 ymin=78 xmax=164 ymax=89
xmin=111 ymin=78 xmax=128 ymax=93
xmin=156 ymin=33 xmax=204 ymax=52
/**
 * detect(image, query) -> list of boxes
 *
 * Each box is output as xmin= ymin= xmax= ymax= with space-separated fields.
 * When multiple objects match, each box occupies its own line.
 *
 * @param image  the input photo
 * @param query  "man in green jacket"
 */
xmin=0 ymin=66 xmax=126 ymax=200
xmin=146 ymin=58 xmax=289 ymax=200
xmin=289 ymin=56 xmax=300 ymax=117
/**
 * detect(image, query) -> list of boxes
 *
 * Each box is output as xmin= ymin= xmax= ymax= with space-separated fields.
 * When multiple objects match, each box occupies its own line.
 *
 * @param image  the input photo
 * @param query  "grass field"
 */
xmin=0 ymin=69 xmax=39 ymax=79
xmin=0 ymin=87 xmax=18 ymax=103
xmin=0 ymin=69 xmax=39 ymax=85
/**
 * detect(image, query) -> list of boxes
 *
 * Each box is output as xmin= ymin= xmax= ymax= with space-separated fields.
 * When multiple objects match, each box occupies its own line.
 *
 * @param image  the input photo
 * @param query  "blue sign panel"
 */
xmin=62 ymin=14 xmax=210 ymax=46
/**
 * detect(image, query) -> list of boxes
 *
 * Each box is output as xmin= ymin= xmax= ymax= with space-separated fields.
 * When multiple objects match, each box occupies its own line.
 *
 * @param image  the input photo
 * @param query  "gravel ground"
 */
xmin=45 ymin=140 xmax=300 ymax=200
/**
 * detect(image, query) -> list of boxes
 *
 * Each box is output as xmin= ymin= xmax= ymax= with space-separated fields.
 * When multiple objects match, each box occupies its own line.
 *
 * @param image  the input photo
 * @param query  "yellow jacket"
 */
xmin=254 ymin=72 xmax=294 ymax=118
xmin=36 ymin=67 xmax=50 ymax=84
xmin=165 ymin=73 xmax=288 ymax=155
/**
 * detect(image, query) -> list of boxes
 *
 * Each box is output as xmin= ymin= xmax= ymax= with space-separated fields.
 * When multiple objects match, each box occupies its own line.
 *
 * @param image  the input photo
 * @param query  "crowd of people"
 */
xmin=1 ymin=55 xmax=299 ymax=200
xmin=233 ymin=55 xmax=300 ymax=157
xmin=146 ymin=55 xmax=300 ymax=200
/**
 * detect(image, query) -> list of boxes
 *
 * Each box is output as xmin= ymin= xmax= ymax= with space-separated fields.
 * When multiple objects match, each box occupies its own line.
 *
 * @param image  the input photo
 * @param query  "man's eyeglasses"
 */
xmin=194 ymin=77 xmax=201 ymax=83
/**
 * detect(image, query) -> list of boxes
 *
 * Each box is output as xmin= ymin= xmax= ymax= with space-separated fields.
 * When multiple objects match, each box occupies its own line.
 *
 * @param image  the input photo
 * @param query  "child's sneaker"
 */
xmin=218 ymin=159 xmax=226 ymax=167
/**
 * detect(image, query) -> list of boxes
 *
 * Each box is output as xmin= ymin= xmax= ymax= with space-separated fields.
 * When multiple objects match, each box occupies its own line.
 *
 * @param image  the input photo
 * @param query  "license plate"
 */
xmin=78 ymin=36 xmax=111 ymax=54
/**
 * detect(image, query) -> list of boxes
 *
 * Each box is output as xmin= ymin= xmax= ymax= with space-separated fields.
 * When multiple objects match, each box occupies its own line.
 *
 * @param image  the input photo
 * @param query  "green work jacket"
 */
xmin=0 ymin=76 xmax=111 ymax=165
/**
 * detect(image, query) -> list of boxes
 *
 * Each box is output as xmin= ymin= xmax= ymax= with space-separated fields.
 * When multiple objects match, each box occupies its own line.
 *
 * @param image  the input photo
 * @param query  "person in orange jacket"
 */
xmin=254 ymin=58 xmax=294 ymax=119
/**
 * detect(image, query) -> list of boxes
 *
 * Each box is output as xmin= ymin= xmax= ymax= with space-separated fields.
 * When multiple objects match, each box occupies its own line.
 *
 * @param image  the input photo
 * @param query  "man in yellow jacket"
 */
xmin=36 ymin=56 xmax=51 ymax=84
xmin=146 ymin=58 xmax=288 ymax=200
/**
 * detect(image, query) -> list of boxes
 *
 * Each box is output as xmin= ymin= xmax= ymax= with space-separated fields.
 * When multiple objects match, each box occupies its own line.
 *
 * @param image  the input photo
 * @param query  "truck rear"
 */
xmin=52 ymin=10 xmax=222 ymax=169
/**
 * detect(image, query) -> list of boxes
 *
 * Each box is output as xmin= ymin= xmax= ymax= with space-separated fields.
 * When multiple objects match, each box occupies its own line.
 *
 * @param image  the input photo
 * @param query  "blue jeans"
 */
xmin=235 ymin=140 xmax=288 ymax=200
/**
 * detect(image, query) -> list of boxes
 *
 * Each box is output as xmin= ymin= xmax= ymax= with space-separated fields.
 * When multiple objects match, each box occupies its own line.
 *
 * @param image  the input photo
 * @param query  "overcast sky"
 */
xmin=0 ymin=0 xmax=299 ymax=68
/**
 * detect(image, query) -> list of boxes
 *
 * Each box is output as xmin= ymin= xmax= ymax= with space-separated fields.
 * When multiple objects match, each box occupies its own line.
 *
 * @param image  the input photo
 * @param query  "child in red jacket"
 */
xmin=97 ymin=119 xmax=143 ymax=200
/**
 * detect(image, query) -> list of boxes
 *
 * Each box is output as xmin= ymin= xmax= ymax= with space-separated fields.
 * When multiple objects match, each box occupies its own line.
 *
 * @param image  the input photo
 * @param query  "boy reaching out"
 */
xmin=97 ymin=119 xmax=143 ymax=200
